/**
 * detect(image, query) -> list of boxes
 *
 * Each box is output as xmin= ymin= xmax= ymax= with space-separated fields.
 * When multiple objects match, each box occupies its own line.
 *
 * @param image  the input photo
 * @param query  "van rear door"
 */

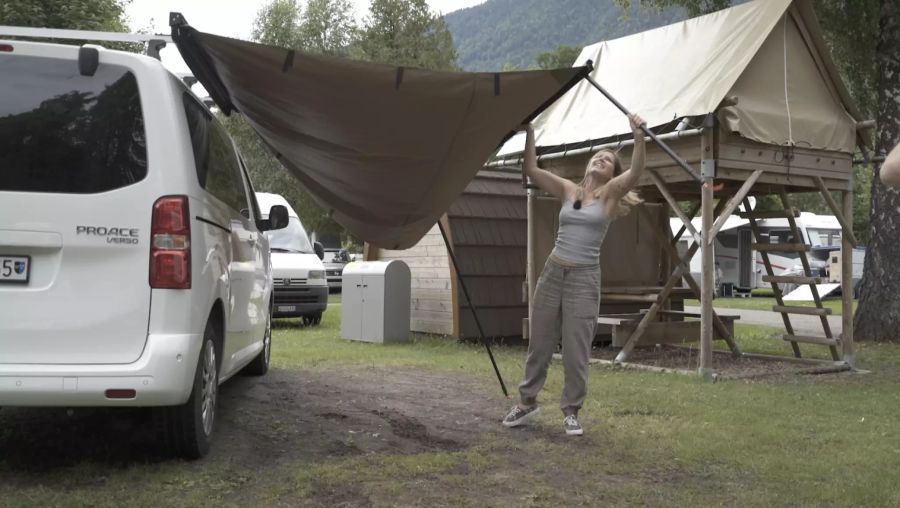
xmin=0 ymin=49 xmax=153 ymax=364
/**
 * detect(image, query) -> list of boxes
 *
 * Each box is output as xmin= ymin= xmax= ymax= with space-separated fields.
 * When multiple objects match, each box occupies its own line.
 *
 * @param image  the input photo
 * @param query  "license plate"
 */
xmin=278 ymin=305 xmax=296 ymax=312
xmin=0 ymin=255 xmax=30 ymax=284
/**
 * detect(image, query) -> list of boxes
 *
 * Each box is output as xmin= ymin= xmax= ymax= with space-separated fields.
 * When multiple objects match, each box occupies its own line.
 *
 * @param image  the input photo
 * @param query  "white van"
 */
xmin=255 ymin=192 xmax=328 ymax=324
xmin=0 ymin=39 xmax=289 ymax=459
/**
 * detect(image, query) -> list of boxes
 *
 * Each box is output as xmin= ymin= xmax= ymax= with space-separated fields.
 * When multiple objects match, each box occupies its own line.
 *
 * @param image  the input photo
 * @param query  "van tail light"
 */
xmin=150 ymin=196 xmax=191 ymax=289
xmin=0 ymin=44 xmax=13 ymax=53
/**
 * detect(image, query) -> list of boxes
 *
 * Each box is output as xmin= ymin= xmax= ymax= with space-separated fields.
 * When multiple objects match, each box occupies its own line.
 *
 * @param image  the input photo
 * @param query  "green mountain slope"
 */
xmin=445 ymin=0 xmax=688 ymax=71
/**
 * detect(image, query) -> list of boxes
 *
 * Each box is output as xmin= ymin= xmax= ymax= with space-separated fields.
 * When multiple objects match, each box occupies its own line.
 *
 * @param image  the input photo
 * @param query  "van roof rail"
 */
xmin=0 ymin=25 xmax=172 ymax=59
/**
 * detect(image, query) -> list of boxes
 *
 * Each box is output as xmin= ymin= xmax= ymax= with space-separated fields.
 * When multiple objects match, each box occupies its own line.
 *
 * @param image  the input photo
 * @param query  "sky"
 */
xmin=125 ymin=0 xmax=484 ymax=88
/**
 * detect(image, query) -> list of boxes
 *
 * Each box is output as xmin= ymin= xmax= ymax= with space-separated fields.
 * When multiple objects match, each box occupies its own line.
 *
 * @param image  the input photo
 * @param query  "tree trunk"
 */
xmin=854 ymin=0 xmax=900 ymax=341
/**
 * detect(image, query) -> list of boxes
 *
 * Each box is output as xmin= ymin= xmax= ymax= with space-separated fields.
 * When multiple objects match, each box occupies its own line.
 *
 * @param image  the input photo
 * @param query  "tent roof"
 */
xmin=170 ymin=14 xmax=588 ymax=250
xmin=499 ymin=0 xmax=863 ymax=157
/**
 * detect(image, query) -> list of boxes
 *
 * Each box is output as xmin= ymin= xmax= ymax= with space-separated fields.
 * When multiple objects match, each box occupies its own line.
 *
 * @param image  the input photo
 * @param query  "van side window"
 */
xmin=182 ymin=94 xmax=248 ymax=213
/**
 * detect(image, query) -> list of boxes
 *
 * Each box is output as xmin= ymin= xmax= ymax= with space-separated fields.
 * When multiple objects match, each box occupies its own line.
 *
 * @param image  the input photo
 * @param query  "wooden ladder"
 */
xmin=739 ymin=191 xmax=840 ymax=360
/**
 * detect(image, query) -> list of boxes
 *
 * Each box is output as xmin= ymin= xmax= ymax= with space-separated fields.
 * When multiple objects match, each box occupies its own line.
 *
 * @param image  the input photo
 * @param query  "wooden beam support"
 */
xmin=814 ymin=176 xmax=859 ymax=246
xmin=841 ymin=190 xmax=855 ymax=365
xmin=615 ymin=248 xmax=693 ymax=363
xmin=773 ymin=305 xmax=833 ymax=316
xmin=637 ymin=204 xmax=740 ymax=355
xmin=782 ymin=334 xmax=839 ymax=347
xmin=671 ymin=202 xmax=701 ymax=244
xmin=648 ymin=170 xmax=701 ymax=244
xmin=707 ymin=169 xmax=763 ymax=245
xmin=613 ymin=197 xmax=735 ymax=363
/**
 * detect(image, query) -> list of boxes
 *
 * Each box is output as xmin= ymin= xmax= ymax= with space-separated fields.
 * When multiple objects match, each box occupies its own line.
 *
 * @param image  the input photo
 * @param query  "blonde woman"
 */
xmin=503 ymin=114 xmax=646 ymax=436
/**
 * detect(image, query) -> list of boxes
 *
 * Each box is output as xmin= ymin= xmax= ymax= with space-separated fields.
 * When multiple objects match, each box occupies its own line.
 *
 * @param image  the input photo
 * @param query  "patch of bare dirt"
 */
xmin=0 ymin=365 xmax=506 ymax=475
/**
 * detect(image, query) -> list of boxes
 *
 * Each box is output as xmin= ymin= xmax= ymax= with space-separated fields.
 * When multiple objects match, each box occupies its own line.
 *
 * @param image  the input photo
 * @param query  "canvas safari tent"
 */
xmin=171 ymin=0 xmax=867 ymax=375
xmin=490 ymin=0 xmax=868 ymax=373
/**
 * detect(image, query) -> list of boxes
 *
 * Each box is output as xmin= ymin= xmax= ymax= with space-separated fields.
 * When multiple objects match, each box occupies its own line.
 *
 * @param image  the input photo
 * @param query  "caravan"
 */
xmin=672 ymin=212 xmax=863 ymax=295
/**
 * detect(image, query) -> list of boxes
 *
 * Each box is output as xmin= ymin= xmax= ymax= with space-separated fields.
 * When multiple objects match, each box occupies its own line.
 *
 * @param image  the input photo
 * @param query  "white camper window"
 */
xmin=807 ymin=228 xmax=841 ymax=247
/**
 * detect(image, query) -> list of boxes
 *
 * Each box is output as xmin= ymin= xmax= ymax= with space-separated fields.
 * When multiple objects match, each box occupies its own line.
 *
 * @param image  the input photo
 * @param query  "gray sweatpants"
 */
xmin=519 ymin=257 xmax=601 ymax=415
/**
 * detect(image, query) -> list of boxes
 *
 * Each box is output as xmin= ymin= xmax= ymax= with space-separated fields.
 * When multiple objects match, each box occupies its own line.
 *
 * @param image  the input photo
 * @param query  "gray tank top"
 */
xmin=549 ymin=197 xmax=611 ymax=266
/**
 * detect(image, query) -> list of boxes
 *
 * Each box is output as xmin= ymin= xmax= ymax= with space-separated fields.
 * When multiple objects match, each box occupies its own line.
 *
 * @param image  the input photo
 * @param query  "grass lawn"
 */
xmin=2 ymin=297 xmax=899 ymax=506
xmin=686 ymin=296 xmax=857 ymax=316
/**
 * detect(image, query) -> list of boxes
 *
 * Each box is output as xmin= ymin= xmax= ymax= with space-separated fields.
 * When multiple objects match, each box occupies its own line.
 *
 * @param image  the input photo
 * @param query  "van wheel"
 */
xmin=156 ymin=322 xmax=219 ymax=459
xmin=244 ymin=301 xmax=272 ymax=376
xmin=302 ymin=313 xmax=322 ymax=327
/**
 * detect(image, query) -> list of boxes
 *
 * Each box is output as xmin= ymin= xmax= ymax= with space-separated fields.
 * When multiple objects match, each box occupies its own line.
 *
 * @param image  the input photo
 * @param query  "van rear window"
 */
xmin=0 ymin=55 xmax=147 ymax=193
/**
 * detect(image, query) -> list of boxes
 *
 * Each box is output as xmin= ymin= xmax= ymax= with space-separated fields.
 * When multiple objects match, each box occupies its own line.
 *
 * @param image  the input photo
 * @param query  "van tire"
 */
xmin=243 ymin=301 xmax=272 ymax=376
xmin=302 ymin=313 xmax=322 ymax=327
xmin=156 ymin=321 xmax=219 ymax=459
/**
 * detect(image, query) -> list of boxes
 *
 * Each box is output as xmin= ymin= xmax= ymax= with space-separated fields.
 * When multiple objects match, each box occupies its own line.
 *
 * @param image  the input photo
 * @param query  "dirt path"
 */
xmin=2 ymin=363 xmax=704 ymax=506
xmin=0 ymin=366 xmax=509 ymax=472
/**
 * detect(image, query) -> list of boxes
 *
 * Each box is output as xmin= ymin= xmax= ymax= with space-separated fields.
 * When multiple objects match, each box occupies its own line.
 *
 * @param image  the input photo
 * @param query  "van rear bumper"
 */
xmin=0 ymin=332 xmax=202 ymax=407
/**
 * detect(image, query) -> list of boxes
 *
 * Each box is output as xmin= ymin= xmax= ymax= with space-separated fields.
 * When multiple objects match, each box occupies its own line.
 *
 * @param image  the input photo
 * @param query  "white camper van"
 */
xmin=0 ymin=37 xmax=288 ymax=459
xmin=672 ymin=212 xmax=861 ymax=294
xmin=255 ymin=192 xmax=328 ymax=324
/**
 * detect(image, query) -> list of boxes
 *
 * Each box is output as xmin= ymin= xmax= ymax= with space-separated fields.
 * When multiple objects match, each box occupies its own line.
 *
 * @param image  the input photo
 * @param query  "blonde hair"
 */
xmin=574 ymin=149 xmax=642 ymax=218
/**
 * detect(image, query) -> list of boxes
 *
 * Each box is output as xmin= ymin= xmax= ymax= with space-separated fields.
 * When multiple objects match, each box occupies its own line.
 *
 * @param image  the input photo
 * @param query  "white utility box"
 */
xmin=341 ymin=260 xmax=411 ymax=343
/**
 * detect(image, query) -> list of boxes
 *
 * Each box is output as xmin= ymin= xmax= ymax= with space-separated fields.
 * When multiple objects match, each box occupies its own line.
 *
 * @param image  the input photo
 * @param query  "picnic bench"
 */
xmin=595 ymin=309 xmax=740 ymax=348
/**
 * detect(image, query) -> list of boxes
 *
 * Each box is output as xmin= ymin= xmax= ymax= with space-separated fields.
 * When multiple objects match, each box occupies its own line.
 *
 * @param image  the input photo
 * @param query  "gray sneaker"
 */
xmin=502 ymin=405 xmax=540 ymax=427
xmin=563 ymin=414 xmax=583 ymax=436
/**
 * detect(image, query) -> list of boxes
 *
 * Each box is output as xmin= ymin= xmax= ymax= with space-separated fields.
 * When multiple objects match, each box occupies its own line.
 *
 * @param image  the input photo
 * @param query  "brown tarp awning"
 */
xmin=171 ymin=14 xmax=588 ymax=249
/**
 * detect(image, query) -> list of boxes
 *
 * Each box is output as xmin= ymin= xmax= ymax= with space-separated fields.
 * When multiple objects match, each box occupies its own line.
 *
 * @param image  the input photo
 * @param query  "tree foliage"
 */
xmin=618 ymin=0 xmax=730 ymax=16
xmin=235 ymin=0 xmax=459 ymax=247
xmin=251 ymin=0 xmax=304 ymax=48
xmin=0 ymin=0 xmax=140 ymax=51
xmin=535 ymin=44 xmax=581 ymax=70
xmin=355 ymin=0 xmax=458 ymax=71
xmin=0 ymin=0 xmax=131 ymax=32
xmin=300 ymin=0 xmax=356 ymax=55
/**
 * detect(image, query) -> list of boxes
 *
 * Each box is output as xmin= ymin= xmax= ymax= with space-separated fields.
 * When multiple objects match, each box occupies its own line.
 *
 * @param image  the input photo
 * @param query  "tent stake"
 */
xmin=582 ymin=60 xmax=702 ymax=184
xmin=438 ymin=220 xmax=509 ymax=397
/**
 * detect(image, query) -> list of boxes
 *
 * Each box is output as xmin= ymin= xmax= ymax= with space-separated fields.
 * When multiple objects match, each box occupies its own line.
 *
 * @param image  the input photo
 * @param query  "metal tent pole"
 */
xmin=438 ymin=221 xmax=509 ymax=397
xmin=582 ymin=60 xmax=702 ymax=184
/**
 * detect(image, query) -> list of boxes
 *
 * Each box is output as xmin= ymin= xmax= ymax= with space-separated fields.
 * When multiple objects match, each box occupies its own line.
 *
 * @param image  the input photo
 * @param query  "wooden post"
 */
xmin=658 ymin=204 xmax=672 ymax=317
xmin=699 ymin=124 xmax=715 ymax=379
xmin=700 ymin=177 xmax=714 ymax=377
xmin=841 ymin=190 xmax=855 ymax=365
